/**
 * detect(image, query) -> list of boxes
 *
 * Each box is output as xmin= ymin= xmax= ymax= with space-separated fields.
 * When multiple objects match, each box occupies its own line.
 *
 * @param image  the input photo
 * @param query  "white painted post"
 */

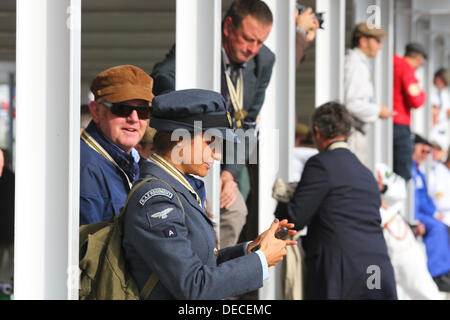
xmin=175 ymin=0 xmax=222 ymax=237
xmin=14 ymin=0 xmax=81 ymax=299
xmin=372 ymin=0 xmax=394 ymax=170
xmin=352 ymin=0 xmax=394 ymax=171
xmin=315 ymin=0 xmax=346 ymax=106
xmin=393 ymin=0 xmax=415 ymax=224
xmin=258 ymin=0 xmax=296 ymax=300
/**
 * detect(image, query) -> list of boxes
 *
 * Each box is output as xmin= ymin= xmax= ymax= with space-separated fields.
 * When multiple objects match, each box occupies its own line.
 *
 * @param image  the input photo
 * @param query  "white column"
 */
xmin=258 ymin=0 xmax=296 ymax=300
xmin=352 ymin=0 xmax=394 ymax=171
xmin=446 ymin=36 xmax=450 ymax=68
xmin=175 ymin=0 xmax=222 ymax=235
xmin=14 ymin=0 xmax=81 ymax=299
xmin=372 ymin=0 xmax=394 ymax=170
xmin=315 ymin=0 xmax=346 ymax=106
xmin=394 ymin=0 xmax=412 ymax=55
xmin=393 ymin=0 xmax=417 ymax=224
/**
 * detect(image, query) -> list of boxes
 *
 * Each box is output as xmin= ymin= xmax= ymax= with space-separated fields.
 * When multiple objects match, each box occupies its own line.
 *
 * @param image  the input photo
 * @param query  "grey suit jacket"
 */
xmin=122 ymin=159 xmax=263 ymax=300
xmin=151 ymin=44 xmax=275 ymax=181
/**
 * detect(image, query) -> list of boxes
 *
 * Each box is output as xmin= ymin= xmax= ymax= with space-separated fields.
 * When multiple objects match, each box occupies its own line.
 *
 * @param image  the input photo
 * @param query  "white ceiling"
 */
xmin=0 ymin=0 xmax=316 ymax=117
xmin=0 ymin=1 xmax=242 ymax=83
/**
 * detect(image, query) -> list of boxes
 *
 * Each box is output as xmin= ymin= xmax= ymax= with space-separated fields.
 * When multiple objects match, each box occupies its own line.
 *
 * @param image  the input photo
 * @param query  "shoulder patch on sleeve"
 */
xmin=150 ymin=207 xmax=174 ymax=220
xmin=139 ymin=187 xmax=173 ymax=206
xmin=146 ymin=204 xmax=181 ymax=228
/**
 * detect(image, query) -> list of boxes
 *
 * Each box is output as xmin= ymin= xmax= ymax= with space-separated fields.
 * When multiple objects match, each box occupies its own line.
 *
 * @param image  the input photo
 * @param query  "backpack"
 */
xmin=79 ymin=177 xmax=184 ymax=300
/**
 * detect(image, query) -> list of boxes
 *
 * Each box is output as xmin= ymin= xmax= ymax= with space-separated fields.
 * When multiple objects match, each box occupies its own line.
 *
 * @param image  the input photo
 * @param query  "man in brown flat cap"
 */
xmin=344 ymin=22 xmax=395 ymax=166
xmin=80 ymin=65 xmax=154 ymax=225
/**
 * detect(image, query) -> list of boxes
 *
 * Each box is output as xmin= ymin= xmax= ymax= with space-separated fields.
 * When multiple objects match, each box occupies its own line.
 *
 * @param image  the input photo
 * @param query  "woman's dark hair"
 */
xmin=152 ymin=131 xmax=196 ymax=157
xmin=311 ymin=102 xmax=353 ymax=140
xmin=152 ymin=132 xmax=180 ymax=157
xmin=223 ymin=0 xmax=273 ymax=29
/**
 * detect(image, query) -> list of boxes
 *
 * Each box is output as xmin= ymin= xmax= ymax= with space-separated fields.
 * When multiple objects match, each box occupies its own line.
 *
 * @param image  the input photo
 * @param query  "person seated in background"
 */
xmin=291 ymin=123 xmax=318 ymax=183
xmin=376 ymin=163 xmax=444 ymax=300
xmin=430 ymin=141 xmax=448 ymax=164
xmin=429 ymin=146 xmax=450 ymax=227
xmin=275 ymin=102 xmax=397 ymax=300
xmin=430 ymin=68 xmax=450 ymax=151
xmin=412 ymin=134 xmax=450 ymax=292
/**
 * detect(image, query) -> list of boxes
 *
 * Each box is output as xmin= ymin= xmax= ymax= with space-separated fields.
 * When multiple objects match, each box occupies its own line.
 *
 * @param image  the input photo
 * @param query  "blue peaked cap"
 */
xmin=150 ymin=89 xmax=237 ymax=142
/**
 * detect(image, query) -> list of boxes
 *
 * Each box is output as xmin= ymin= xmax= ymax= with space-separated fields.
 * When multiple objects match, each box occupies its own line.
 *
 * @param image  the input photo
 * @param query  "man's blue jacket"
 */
xmin=80 ymin=121 xmax=140 ymax=225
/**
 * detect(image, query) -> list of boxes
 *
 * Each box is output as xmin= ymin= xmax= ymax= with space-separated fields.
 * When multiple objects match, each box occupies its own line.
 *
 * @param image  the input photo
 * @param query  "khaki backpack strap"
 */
xmin=124 ymin=176 xmax=185 ymax=300
xmin=139 ymin=273 xmax=159 ymax=300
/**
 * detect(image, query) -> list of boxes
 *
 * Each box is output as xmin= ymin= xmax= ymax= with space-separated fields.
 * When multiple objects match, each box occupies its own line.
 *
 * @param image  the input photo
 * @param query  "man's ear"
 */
xmin=89 ymin=100 xmax=101 ymax=124
xmin=223 ymin=16 xmax=233 ymax=38
xmin=359 ymin=36 xmax=368 ymax=49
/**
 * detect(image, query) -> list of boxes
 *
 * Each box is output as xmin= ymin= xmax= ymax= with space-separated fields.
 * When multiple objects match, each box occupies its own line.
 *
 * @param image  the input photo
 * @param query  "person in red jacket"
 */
xmin=393 ymin=42 xmax=427 ymax=181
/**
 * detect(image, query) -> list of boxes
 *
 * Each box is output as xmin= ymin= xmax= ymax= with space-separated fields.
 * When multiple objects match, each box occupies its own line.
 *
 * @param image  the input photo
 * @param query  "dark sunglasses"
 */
xmin=99 ymin=101 xmax=151 ymax=119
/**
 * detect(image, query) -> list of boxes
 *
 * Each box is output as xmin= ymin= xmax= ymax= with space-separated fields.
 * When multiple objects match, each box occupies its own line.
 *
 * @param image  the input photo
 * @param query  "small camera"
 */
xmin=296 ymin=4 xmax=325 ymax=30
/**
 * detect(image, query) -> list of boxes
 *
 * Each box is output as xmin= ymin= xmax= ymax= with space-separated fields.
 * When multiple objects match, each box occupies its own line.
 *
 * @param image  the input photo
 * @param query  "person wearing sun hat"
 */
xmin=344 ymin=22 xmax=395 ymax=166
xmin=80 ymin=64 xmax=154 ymax=226
xmin=121 ymin=88 xmax=298 ymax=300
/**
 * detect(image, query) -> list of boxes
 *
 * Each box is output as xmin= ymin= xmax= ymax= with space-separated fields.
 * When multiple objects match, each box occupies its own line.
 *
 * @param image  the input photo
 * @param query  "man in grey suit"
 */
xmin=151 ymin=0 xmax=275 ymax=249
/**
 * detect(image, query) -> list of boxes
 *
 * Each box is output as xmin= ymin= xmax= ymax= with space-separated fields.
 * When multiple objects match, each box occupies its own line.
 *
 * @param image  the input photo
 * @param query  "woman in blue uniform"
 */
xmin=122 ymin=89 xmax=296 ymax=300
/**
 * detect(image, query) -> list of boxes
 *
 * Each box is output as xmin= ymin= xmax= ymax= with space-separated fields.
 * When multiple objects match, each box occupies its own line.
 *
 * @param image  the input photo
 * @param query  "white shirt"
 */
xmin=344 ymin=48 xmax=381 ymax=124
xmin=376 ymin=163 xmax=407 ymax=224
xmin=429 ymin=161 xmax=450 ymax=224
xmin=429 ymin=86 xmax=450 ymax=149
xmin=290 ymin=147 xmax=318 ymax=182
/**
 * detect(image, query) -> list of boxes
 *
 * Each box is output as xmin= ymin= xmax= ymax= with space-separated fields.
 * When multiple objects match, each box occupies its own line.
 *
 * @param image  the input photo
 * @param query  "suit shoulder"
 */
xmin=151 ymin=44 xmax=176 ymax=75
xmin=312 ymin=149 xmax=352 ymax=168
xmin=257 ymin=45 xmax=275 ymax=66
xmin=303 ymin=152 xmax=327 ymax=172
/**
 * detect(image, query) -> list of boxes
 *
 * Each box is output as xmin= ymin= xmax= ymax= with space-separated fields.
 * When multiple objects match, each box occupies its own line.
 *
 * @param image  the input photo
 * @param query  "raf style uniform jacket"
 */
xmin=275 ymin=143 xmax=397 ymax=299
xmin=122 ymin=158 xmax=264 ymax=300
xmin=80 ymin=121 xmax=140 ymax=225
xmin=151 ymin=44 xmax=275 ymax=181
